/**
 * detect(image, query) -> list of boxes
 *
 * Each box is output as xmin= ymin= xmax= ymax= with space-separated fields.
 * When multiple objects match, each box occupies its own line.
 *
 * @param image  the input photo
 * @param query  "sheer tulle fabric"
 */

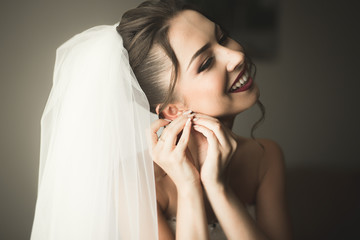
xmin=31 ymin=24 xmax=158 ymax=240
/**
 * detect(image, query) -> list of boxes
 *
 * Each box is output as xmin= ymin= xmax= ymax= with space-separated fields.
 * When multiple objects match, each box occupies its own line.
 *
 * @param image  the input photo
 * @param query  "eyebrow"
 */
xmin=186 ymin=23 xmax=218 ymax=71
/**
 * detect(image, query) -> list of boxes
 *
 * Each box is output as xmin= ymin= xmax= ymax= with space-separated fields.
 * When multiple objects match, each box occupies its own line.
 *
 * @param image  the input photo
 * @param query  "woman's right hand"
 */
xmin=151 ymin=113 xmax=199 ymax=189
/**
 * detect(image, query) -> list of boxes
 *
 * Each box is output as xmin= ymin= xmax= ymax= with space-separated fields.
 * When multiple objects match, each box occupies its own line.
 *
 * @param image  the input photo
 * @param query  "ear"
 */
xmin=155 ymin=103 xmax=186 ymax=120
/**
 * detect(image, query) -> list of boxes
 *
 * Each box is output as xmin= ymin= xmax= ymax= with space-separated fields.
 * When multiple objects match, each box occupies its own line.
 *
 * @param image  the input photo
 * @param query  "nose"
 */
xmin=217 ymin=46 xmax=245 ymax=72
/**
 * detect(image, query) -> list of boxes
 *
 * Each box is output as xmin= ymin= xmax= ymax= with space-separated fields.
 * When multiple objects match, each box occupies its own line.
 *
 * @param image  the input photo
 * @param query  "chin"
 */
xmin=248 ymin=83 xmax=260 ymax=105
xmin=232 ymin=88 xmax=260 ymax=116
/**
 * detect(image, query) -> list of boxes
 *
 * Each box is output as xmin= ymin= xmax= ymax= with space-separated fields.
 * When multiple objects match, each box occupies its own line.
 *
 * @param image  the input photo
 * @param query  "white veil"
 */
xmin=31 ymin=24 xmax=158 ymax=240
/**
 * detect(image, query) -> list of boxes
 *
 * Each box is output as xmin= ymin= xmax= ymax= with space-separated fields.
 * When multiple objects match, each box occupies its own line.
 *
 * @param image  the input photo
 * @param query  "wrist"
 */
xmin=201 ymin=174 xmax=226 ymax=188
xmin=176 ymin=180 xmax=203 ymax=198
xmin=202 ymin=180 xmax=228 ymax=196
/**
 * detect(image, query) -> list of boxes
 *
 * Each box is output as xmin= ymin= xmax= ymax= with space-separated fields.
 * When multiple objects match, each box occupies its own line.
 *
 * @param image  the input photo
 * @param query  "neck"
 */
xmin=187 ymin=114 xmax=236 ymax=169
xmin=218 ymin=115 xmax=236 ymax=129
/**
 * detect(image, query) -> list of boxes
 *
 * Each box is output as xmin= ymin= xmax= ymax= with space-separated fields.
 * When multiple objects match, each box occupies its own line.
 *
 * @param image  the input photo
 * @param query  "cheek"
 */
xmin=181 ymin=74 xmax=226 ymax=111
xmin=190 ymin=75 xmax=224 ymax=98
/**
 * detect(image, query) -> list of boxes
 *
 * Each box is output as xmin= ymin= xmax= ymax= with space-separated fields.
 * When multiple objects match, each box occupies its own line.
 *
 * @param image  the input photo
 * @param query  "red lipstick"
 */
xmin=229 ymin=69 xmax=246 ymax=92
xmin=231 ymin=77 xmax=253 ymax=93
xmin=228 ymin=67 xmax=254 ymax=93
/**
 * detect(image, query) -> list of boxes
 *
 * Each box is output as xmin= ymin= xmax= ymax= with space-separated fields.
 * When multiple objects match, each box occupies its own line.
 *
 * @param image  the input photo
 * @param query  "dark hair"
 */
xmin=117 ymin=0 xmax=185 ymax=116
xmin=117 ymin=0 xmax=265 ymax=140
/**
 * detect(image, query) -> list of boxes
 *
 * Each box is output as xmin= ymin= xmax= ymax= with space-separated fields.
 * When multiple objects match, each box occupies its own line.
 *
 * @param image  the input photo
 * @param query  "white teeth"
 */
xmin=230 ymin=71 xmax=250 ymax=92
xmin=241 ymin=74 xmax=249 ymax=84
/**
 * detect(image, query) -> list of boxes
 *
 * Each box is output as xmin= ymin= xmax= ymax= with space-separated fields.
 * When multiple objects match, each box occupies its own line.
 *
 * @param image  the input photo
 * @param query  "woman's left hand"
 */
xmin=192 ymin=113 xmax=238 ymax=187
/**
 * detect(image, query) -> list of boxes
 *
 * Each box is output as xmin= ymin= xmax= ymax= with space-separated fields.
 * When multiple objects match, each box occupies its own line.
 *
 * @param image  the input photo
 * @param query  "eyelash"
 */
xmin=198 ymin=56 xmax=214 ymax=73
xmin=218 ymin=32 xmax=228 ymax=45
xmin=197 ymin=31 xmax=228 ymax=73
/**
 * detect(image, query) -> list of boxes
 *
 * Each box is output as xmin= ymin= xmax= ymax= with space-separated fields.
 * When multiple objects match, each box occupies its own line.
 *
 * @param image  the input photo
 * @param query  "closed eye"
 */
xmin=198 ymin=56 xmax=214 ymax=73
xmin=196 ymin=25 xmax=228 ymax=73
xmin=218 ymin=30 xmax=228 ymax=45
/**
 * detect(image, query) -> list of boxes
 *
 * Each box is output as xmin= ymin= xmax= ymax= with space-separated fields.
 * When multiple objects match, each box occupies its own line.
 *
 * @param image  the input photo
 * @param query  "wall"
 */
xmin=233 ymin=0 xmax=360 ymax=238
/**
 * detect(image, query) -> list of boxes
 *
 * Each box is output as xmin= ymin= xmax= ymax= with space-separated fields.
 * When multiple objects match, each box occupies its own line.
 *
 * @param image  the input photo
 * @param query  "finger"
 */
xmin=192 ymin=115 xmax=229 ymax=146
xmin=192 ymin=125 xmax=219 ymax=165
xmin=160 ymin=114 xmax=194 ymax=148
xmin=193 ymin=125 xmax=219 ymax=148
xmin=150 ymin=119 xmax=171 ymax=145
xmin=176 ymin=117 xmax=192 ymax=152
xmin=192 ymin=113 xmax=217 ymax=121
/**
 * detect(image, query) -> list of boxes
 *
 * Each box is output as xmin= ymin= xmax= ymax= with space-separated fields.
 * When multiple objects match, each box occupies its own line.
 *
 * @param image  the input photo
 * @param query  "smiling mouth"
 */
xmin=228 ymin=67 xmax=252 ymax=93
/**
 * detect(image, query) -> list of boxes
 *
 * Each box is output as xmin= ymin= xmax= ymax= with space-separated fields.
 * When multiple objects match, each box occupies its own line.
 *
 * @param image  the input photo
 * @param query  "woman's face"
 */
xmin=167 ymin=10 xmax=260 ymax=118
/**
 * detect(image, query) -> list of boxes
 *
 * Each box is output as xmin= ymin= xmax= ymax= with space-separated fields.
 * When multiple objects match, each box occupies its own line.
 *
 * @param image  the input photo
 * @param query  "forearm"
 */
xmin=204 ymin=183 xmax=269 ymax=240
xmin=176 ymin=182 xmax=209 ymax=240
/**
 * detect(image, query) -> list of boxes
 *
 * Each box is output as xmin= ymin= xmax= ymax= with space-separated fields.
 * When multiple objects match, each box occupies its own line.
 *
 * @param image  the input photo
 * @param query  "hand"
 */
xmin=151 ymin=114 xmax=200 ymax=189
xmin=192 ymin=114 xmax=238 ymax=186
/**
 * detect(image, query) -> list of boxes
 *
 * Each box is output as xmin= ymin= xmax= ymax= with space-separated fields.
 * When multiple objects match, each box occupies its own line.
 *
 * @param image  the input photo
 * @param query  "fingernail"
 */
xmin=182 ymin=110 xmax=193 ymax=115
xmin=185 ymin=117 xmax=191 ymax=126
xmin=193 ymin=117 xmax=199 ymax=121
xmin=164 ymin=118 xmax=172 ymax=122
xmin=187 ymin=113 xmax=195 ymax=118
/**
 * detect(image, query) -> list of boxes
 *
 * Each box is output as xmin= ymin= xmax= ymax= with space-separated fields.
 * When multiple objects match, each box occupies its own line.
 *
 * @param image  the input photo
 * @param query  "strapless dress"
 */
xmin=166 ymin=204 xmax=256 ymax=240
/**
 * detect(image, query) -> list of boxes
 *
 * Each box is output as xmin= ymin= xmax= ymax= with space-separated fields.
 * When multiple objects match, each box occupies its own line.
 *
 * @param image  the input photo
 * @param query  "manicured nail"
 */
xmin=185 ymin=117 xmax=191 ymax=126
xmin=182 ymin=110 xmax=193 ymax=115
xmin=164 ymin=118 xmax=172 ymax=122
xmin=187 ymin=113 xmax=195 ymax=118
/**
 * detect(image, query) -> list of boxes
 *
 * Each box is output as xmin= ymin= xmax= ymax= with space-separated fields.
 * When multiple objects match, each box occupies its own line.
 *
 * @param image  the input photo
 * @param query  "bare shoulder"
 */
xmin=255 ymin=138 xmax=286 ymax=184
xmin=154 ymin=171 xmax=178 ymax=220
xmin=256 ymin=138 xmax=284 ymax=159
xmin=155 ymin=173 xmax=170 ymax=212
xmin=230 ymin=137 xmax=285 ymax=171
xmin=227 ymin=137 xmax=286 ymax=204
xmin=254 ymin=138 xmax=293 ymax=240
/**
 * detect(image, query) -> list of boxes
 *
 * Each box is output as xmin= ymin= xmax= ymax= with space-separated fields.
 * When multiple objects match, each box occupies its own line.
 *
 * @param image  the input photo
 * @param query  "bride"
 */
xmin=31 ymin=0 xmax=292 ymax=239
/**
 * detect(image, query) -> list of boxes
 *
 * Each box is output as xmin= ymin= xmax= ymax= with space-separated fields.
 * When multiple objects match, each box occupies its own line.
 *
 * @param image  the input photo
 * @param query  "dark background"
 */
xmin=1 ymin=0 xmax=359 ymax=239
